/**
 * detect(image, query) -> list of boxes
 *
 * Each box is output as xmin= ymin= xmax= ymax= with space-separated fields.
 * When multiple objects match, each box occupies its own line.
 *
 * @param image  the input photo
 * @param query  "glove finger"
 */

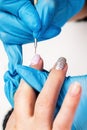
xmin=18 ymin=0 xmax=41 ymax=35
xmin=0 ymin=11 xmax=61 ymax=43
xmin=38 ymin=25 xmax=61 ymax=41
xmin=1 ymin=27 xmax=60 ymax=45
xmin=68 ymin=0 xmax=85 ymax=14
xmin=0 ymin=11 xmax=33 ymax=44
xmin=35 ymin=0 xmax=55 ymax=31
xmin=0 ymin=0 xmax=28 ymax=16
xmin=0 ymin=32 xmax=33 ymax=45
xmin=0 ymin=0 xmax=41 ymax=35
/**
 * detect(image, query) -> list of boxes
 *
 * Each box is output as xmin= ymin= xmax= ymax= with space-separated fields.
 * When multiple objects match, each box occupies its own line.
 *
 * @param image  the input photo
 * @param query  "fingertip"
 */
xmin=54 ymin=82 xmax=82 ymax=130
xmin=30 ymin=54 xmax=44 ymax=70
xmin=62 ymin=82 xmax=82 ymax=112
xmin=19 ymin=1 xmax=41 ymax=33
xmin=69 ymin=82 xmax=82 ymax=97
xmin=52 ymin=57 xmax=68 ymax=75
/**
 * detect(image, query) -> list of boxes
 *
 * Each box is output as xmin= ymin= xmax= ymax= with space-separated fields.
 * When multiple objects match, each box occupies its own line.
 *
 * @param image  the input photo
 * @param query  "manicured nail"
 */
xmin=30 ymin=54 xmax=41 ymax=65
xmin=69 ymin=82 xmax=81 ymax=96
xmin=55 ymin=57 xmax=66 ymax=70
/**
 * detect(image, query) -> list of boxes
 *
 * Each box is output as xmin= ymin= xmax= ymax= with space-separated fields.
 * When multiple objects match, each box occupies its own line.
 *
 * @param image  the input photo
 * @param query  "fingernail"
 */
xmin=55 ymin=57 xmax=66 ymax=70
xmin=69 ymin=82 xmax=81 ymax=96
xmin=30 ymin=54 xmax=41 ymax=65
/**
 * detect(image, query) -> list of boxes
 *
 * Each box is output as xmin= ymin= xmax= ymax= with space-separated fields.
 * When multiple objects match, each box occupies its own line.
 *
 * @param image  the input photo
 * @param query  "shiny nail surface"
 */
xmin=55 ymin=57 xmax=66 ymax=70
xmin=30 ymin=54 xmax=40 ymax=65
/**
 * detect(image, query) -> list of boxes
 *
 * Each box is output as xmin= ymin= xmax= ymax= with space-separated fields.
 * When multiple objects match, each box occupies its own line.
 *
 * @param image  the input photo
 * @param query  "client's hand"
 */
xmin=5 ymin=55 xmax=81 ymax=130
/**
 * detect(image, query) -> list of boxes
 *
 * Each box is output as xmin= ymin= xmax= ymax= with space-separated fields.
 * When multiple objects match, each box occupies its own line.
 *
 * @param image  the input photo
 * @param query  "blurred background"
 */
xmin=0 ymin=21 xmax=87 ymax=129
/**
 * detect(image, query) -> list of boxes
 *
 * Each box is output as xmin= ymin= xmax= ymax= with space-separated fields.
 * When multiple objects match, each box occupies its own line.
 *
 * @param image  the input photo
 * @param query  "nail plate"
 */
xmin=55 ymin=57 xmax=66 ymax=70
xmin=30 ymin=54 xmax=40 ymax=65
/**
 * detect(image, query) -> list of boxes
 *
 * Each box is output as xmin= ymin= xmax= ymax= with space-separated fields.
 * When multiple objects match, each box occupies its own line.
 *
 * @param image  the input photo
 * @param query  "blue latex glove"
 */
xmin=0 ymin=0 xmax=85 ymax=44
xmin=0 ymin=0 xmax=41 ymax=39
xmin=0 ymin=0 xmax=40 ymax=44
xmin=35 ymin=0 xmax=85 ymax=38
xmin=0 ymin=0 xmax=61 ymax=44
xmin=0 ymin=0 xmax=85 ymax=43
xmin=4 ymin=63 xmax=87 ymax=130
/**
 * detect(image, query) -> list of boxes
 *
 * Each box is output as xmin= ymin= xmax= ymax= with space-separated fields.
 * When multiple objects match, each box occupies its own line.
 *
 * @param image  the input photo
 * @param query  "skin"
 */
xmin=5 ymin=55 xmax=81 ymax=130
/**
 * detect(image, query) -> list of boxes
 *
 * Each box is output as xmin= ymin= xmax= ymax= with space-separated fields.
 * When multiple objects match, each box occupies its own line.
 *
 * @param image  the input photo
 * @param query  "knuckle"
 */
xmin=35 ymin=101 xmax=51 ymax=115
xmin=36 ymin=98 xmax=52 ymax=110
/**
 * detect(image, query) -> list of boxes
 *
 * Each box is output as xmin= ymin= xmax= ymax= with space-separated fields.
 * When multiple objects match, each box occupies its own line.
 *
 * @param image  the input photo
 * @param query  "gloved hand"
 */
xmin=35 ymin=0 xmax=85 ymax=39
xmin=5 ymin=65 xmax=87 ymax=130
xmin=0 ymin=0 xmax=86 ymax=65
xmin=0 ymin=0 xmax=61 ymax=44
xmin=1 ymin=0 xmax=85 ymax=44
xmin=0 ymin=0 xmax=41 ymax=44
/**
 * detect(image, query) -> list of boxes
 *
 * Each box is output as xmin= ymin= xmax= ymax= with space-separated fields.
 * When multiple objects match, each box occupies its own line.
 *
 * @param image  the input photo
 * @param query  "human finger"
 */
xmin=30 ymin=54 xmax=43 ymax=70
xmin=5 ymin=111 xmax=16 ymax=130
xmin=34 ymin=57 xmax=67 ymax=127
xmin=53 ymin=82 xmax=81 ymax=130
xmin=14 ymin=54 xmax=43 ymax=119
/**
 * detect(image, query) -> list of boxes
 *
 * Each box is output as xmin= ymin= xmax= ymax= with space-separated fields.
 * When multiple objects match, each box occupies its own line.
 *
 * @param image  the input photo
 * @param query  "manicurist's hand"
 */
xmin=0 ymin=0 xmax=86 ymax=44
xmin=5 ymin=55 xmax=81 ymax=130
xmin=0 ymin=0 xmax=41 ymax=44
xmin=35 ymin=0 xmax=85 ymax=39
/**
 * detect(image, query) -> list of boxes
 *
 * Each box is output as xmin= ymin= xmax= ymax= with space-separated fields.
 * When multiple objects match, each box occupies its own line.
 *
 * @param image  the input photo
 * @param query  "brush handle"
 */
xmin=34 ymin=0 xmax=38 ymax=5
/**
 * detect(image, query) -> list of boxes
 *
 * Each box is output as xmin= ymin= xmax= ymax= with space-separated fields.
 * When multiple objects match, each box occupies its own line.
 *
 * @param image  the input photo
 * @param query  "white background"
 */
xmin=0 ymin=22 xmax=87 ymax=129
